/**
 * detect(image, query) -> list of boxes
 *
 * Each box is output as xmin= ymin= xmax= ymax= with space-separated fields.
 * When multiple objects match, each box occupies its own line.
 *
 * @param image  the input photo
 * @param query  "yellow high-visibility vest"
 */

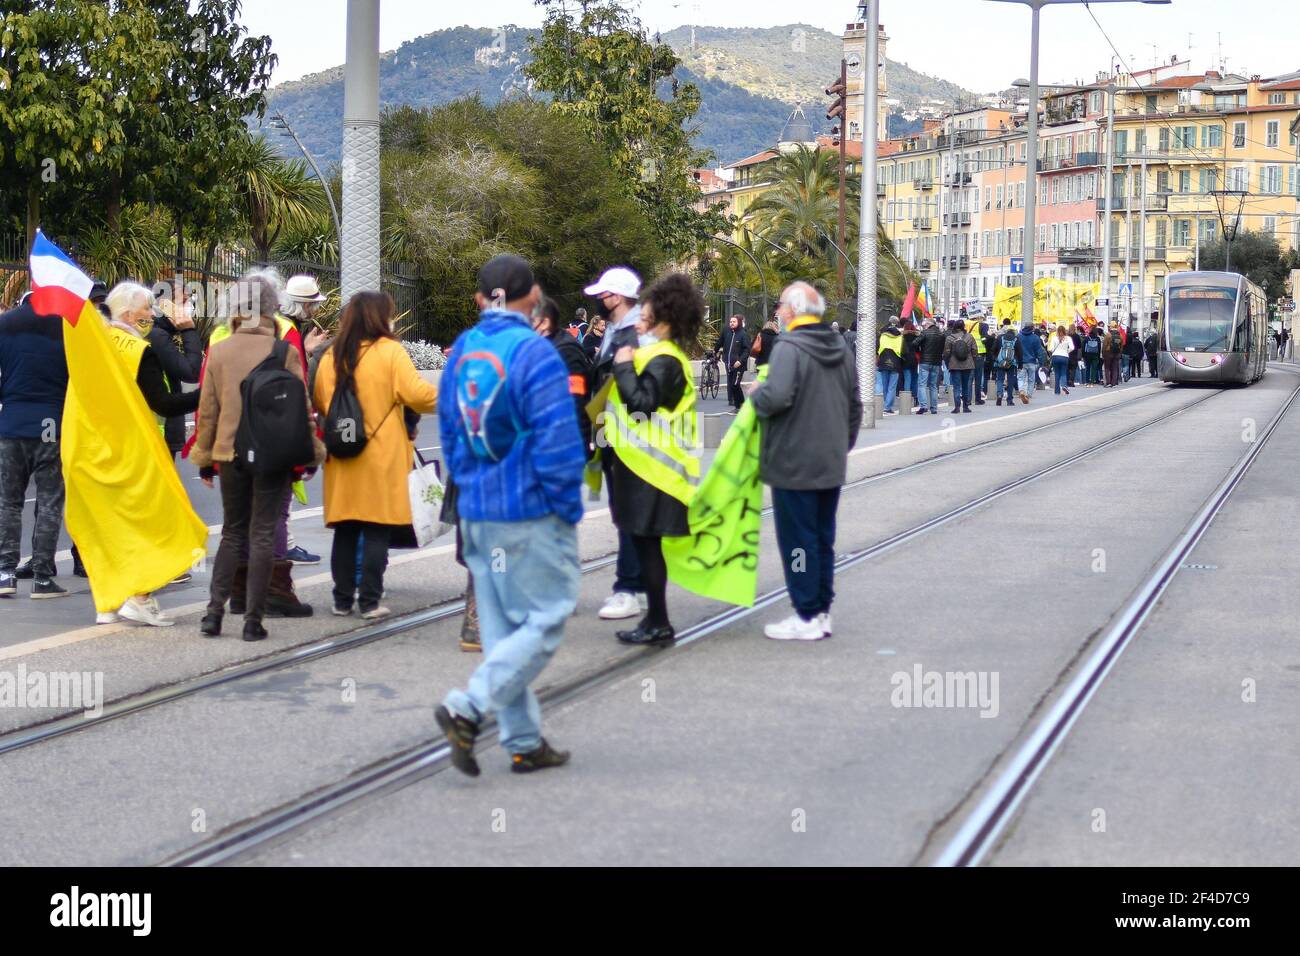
xmin=606 ymin=339 xmax=700 ymax=506
xmin=108 ymin=325 xmax=166 ymax=435
xmin=878 ymin=331 xmax=903 ymax=357
xmin=965 ymin=319 xmax=987 ymax=354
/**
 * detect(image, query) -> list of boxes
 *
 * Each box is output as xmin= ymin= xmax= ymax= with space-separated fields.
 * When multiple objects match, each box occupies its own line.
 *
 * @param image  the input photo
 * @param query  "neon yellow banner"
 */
xmin=993 ymin=279 xmax=1101 ymax=326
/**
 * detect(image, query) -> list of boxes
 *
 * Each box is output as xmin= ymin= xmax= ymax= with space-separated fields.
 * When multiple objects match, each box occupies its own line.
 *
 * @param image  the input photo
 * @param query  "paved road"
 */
xmin=0 ymin=368 xmax=1292 ymax=865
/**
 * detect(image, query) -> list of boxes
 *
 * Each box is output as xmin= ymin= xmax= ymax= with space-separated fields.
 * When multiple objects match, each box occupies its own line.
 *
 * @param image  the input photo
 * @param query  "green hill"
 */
xmin=258 ymin=23 xmax=977 ymax=170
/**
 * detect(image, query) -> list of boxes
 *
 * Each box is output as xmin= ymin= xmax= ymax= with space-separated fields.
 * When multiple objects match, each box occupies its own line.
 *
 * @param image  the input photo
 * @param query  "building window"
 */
xmin=1264 ymin=216 xmax=1277 ymax=237
xmin=1269 ymin=93 xmax=1286 ymax=105
xmin=1227 ymin=166 xmax=1248 ymax=191
xmin=1262 ymin=165 xmax=1282 ymax=194
xmin=1233 ymin=122 xmax=1246 ymax=148
xmin=1159 ymin=128 xmax=1171 ymax=153
xmin=1200 ymin=168 xmax=1219 ymax=193
xmin=1174 ymin=219 xmax=1191 ymax=246
xmin=1267 ymin=120 xmax=1280 ymax=148
xmin=1178 ymin=170 xmax=1191 ymax=193
xmin=1200 ymin=218 xmax=1217 ymax=244
xmin=1202 ymin=125 xmax=1223 ymax=148
xmin=1038 ymin=224 xmax=1047 ymax=252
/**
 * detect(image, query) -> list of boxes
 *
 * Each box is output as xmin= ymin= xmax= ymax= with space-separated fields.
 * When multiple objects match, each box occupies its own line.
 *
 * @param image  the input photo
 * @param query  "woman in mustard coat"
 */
xmin=313 ymin=291 xmax=437 ymax=619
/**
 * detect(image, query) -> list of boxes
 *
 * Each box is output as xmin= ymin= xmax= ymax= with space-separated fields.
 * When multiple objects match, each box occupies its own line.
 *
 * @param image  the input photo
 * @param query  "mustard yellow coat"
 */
xmin=313 ymin=337 xmax=438 ymax=527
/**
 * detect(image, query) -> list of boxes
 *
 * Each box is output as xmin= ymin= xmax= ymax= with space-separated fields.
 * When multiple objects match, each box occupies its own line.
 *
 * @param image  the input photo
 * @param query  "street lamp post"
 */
xmin=855 ymin=1 xmax=879 ymax=425
xmin=990 ymin=0 xmax=1170 ymax=329
xmin=270 ymin=114 xmax=342 ymax=258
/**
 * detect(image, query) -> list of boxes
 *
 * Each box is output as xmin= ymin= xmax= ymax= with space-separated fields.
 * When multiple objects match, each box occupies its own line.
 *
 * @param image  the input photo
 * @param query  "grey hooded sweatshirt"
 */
xmin=748 ymin=322 xmax=863 ymax=489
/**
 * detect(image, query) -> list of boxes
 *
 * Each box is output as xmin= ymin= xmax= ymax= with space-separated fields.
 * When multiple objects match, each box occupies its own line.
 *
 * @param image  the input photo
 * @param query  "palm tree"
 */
xmin=742 ymin=145 xmax=911 ymax=308
xmin=234 ymin=135 xmax=329 ymax=262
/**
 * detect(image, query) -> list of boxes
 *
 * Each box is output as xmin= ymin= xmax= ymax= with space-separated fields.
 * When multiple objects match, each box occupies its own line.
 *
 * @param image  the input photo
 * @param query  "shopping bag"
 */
xmin=1037 ymin=367 xmax=1048 ymax=386
xmin=409 ymin=448 xmax=451 ymax=547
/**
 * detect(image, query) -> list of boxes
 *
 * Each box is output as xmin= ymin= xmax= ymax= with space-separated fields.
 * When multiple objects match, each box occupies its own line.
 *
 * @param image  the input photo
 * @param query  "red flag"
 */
xmin=901 ymin=283 xmax=917 ymax=319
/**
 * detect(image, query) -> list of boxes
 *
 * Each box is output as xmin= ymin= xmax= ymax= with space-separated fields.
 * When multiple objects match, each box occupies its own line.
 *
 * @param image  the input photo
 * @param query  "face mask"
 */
xmin=638 ymin=331 xmax=659 ymax=347
xmin=135 ymin=316 xmax=155 ymax=337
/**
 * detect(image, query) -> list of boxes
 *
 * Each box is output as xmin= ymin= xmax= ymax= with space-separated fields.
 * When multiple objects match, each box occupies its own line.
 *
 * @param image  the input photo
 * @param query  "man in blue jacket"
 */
xmin=1016 ymin=319 xmax=1046 ymax=404
xmin=434 ymin=254 xmax=588 ymax=777
xmin=0 ymin=294 xmax=70 ymax=598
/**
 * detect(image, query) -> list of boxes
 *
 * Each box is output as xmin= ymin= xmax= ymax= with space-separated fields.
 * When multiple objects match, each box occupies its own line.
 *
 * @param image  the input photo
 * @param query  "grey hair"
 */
xmin=104 ymin=282 xmax=155 ymax=322
xmin=782 ymin=281 xmax=826 ymax=318
xmin=222 ymin=267 xmax=285 ymax=324
xmin=280 ymin=298 xmax=310 ymax=320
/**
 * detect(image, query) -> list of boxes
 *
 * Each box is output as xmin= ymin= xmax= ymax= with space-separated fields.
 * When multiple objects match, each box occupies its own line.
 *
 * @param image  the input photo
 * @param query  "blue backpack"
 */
xmin=453 ymin=323 xmax=532 ymax=461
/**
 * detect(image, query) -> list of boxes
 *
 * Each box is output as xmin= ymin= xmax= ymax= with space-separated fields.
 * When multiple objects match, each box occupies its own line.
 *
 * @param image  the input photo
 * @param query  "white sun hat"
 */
xmin=583 ymin=267 xmax=641 ymax=300
xmin=285 ymin=274 xmax=327 ymax=303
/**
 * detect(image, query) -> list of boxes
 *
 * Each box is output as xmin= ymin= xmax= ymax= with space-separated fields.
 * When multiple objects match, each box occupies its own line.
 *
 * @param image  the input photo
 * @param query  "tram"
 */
xmin=1158 ymin=271 xmax=1268 ymax=384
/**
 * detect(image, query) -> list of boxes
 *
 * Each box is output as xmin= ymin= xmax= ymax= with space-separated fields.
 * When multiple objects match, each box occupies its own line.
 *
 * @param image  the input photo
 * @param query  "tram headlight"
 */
xmin=1175 ymin=352 xmax=1188 ymax=364
xmin=1210 ymin=354 xmax=1224 ymax=365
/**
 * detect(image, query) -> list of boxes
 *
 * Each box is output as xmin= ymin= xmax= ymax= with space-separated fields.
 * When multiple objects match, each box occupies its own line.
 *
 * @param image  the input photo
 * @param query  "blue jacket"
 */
xmin=0 ymin=298 xmax=68 ymax=440
xmin=1018 ymin=327 xmax=1046 ymax=365
xmin=438 ymin=309 xmax=586 ymax=525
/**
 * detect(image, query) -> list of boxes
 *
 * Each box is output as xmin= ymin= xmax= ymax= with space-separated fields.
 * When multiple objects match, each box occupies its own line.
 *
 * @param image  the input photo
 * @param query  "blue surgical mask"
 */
xmin=638 ymin=331 xmax=659 ymax=347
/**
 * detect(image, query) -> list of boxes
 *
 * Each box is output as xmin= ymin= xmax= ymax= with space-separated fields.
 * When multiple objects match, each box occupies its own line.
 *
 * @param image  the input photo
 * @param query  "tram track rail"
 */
xmin=929 ymin=372 xmax=1300 ymax=867
xmin=0 ymin=383 xmax=1174 ymax=759
xmin=161 ymin=386 xmax=1224 ymax=867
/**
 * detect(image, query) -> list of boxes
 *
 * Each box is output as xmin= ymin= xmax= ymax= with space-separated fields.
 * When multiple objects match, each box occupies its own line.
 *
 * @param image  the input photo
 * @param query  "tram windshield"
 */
xmin=1165 ymin=286 xmax=1237 ymax=352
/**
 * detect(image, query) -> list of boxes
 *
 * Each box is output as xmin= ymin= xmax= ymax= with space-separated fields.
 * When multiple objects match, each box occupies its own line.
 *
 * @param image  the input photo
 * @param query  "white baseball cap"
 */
xmin=584 ymin=267 xmax=641 ymax=300
xmin=285 ymin=274 xmax=327 ymax=303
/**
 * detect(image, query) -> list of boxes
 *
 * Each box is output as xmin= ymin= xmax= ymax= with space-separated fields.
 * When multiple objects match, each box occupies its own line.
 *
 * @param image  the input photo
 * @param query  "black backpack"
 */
xmin=234 ymin=338 xmax=316 ymax=475
xmin=324 ymin=348 xmax=398 ymax=459
xmin=951 ymin=335 xmax=971 ymax=362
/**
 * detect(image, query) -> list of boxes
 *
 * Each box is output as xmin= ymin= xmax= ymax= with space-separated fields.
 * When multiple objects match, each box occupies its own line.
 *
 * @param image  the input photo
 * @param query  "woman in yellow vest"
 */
xmin=101 ymin=282 xmax=202 ymax=626
xmin=606 ymin=273 xmax=703 ymax=647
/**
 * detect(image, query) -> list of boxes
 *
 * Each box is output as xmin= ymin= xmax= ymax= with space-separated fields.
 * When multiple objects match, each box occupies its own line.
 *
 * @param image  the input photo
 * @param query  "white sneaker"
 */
xmin=637 ymin=592 xmax=648 ymax=611
xmin=361 ymin=606 xmax=391 ymax=621
xmin=764 ymin=613 xmax=828 ymax=641
xmin=118 ymin=595 xmax=175 ymax=627
xmin=599 ymin=591 xmax=641 ymax=620
xmin=818 ymin=612 xmax=832 ymax=637
xmin=95 ymin=611 xmax=120 ymax=625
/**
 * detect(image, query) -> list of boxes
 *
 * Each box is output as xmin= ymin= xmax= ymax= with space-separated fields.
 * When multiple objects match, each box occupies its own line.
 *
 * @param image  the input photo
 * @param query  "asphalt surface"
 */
xmin=2 ymin=368 xmax=1293 ymax=866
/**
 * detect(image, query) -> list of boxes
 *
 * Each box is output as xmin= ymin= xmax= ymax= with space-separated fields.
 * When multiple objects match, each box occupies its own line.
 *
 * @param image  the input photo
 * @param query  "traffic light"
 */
xmin=826 ymin=75 xmax=846 ymax=147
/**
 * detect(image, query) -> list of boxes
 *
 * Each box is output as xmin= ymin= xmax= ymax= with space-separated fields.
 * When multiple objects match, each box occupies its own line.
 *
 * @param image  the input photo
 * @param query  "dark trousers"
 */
xmin=0 ymin=437 xmax=65 ymax=578
xmin=949 ymin=368 xmax=974 ymax=409
xmin=331 ymin=520 xmax=392 ymax=612
xmin=727 ymin=364 xmax=746 ymax=408
xmin=1085 ymin=356 xmax=1101 ymax=383
xmin=602 ymin=450 xmax=643 ymax=594
xmin=972 ymin=355 xmax=986 ymax=400
xmin=1103 ymin=354 xmax=1121 ymax=386
xmin=209 ymin=462 xmax=289 ymax=622
xmin=995 ymin=367 xmax=1017 ymax=403
xmin=772 ymin=487 xmax=840 ymax=621
xmin=632 ymin=534 xmax=669 ymax=628
xmin=1146 ymin=352 xmax=1158 ymax=377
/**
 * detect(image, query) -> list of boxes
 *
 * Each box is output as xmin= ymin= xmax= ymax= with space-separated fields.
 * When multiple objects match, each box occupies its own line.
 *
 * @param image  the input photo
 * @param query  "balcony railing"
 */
xmin=913 ymin=217 xmax=933 ymax=231
xmin=914 ymin=177 xmax=934 ymax=191
xmin=946 ymin=255 xmax=971 ymax=269
xmin=1098 ymin=195 xmax=1168 ymax=212
xmin=1057 ymin=246 xmax=1098 ymax=264
xmin=876 ymin=183 xmax=887 ymax=198
xmin=1105 ymin=246 xmax=1173 ymax=261
xmin=945 ymin=171 xmax=972 ymax=186
xmin=918 ymin=258 xmax=932 ymax=271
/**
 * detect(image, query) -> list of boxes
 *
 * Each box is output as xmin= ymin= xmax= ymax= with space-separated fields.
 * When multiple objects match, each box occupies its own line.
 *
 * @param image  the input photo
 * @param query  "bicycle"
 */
xmin=699 ymin=350 xmax=721 ymax=400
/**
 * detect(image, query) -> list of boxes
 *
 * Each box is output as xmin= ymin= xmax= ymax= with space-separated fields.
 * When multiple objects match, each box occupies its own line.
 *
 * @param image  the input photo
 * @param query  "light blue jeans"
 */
xmin=917 ymin=363 xmax=941 ymax=411
xmin=443 ymin=514 xmax=579 ymax=754
xmin=1018 ymin=362 xmax=1039 ymax=396
xmin=877 ymin=369 xmax=900 ymax=411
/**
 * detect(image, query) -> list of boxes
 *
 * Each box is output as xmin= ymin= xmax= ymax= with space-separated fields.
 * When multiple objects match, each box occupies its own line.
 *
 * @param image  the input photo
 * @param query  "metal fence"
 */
xmin=706 ymin=288 xmax=898 ymax=340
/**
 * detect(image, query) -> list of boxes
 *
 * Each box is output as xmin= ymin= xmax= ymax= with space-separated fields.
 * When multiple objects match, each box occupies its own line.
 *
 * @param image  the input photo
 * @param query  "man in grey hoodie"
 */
xmin=748 ymin=282 xmax=863 ymax=642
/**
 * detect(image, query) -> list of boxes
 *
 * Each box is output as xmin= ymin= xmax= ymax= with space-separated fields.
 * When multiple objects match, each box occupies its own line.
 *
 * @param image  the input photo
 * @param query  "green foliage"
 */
xmin=524 ymin=1 xmax=727 ymax=258
xmin=232 ymin=134 xmax=328 ymax=260
xmin=76 ymin=202 xmax=171 ymax=285
xmin=375 ymin=97 xmax=665 ymax=343
xmin=1196 ymin=230 xmax=1298 ymax=303
xmin=724 ymin=145 xmax=913 ymax=311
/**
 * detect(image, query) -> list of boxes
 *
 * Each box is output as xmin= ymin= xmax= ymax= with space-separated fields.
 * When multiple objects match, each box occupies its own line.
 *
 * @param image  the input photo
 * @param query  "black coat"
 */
xmin=608 ymin=353 xmax=689 ymax=538
xmin=715 ymin=325 xmax=750 ymax=371
xmin=913 ymin=326 xmax=946 ymax=365
xmin=549 ymin=329 xmax=593 ymax=451
xmin=145 ymin=315 xmax=203 ymax=451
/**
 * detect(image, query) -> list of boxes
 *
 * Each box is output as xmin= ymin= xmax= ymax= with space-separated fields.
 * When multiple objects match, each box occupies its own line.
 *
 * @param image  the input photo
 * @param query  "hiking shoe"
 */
xmin=31 ymin=578 xmax=69 ymax=599
xmin=511 ymin=738 xmax=570 ymax=774
xmin=14 ymin=559 xmax=34 ymax=580
xmin=765 ymin=613 xmax=828 ymax=641
xmin=459 ymin=636 xmax=482 ymax=653
xmin=615 ymin=623 xmax=676 ymax=647
xmin=435 ymin=704 xmax=481 ymax=777
xmin=285 ymin=545 xmax=321 ymax=565
xmin=0 ymin=572 xmax=16 ymax=596
xmin=599 ymin=591 xmax=641 ymax=620
xmin=119 ymin=595 xmax=174 ymax=627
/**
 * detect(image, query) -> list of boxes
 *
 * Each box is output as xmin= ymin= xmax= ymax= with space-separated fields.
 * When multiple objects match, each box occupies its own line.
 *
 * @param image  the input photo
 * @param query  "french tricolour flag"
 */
xmin=29 ymin=230 xmax=95 ymax=326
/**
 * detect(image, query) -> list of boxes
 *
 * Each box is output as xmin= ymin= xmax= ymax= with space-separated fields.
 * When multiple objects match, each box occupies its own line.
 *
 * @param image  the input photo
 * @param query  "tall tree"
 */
xmin=524 ymin=0 xmax=726 ymax=258
xmin=1197 ymin=230 xmax=1297 ymax=302
xmin=232 ymin=135 xmax=327 ymax=262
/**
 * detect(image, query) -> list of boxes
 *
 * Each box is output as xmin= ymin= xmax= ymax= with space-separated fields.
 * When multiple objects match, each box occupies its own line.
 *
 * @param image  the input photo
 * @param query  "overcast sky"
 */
xmin=239 ymin=0 xmax=1297 ymax=94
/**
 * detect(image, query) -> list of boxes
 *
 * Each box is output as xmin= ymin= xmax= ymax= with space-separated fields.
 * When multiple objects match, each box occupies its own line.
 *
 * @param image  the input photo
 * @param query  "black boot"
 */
xmin=242 ymin=618 xmax=268 ymax=642
xmin=199 ymin=611 xmax=223 ymax=637
xmin=265 ymin=560 xmax=313 ymax=617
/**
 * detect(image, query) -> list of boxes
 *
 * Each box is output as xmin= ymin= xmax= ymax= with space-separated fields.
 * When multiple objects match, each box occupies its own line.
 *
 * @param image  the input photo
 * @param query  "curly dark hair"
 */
xmin=643 ymin=272 xmax=704 ymax=344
